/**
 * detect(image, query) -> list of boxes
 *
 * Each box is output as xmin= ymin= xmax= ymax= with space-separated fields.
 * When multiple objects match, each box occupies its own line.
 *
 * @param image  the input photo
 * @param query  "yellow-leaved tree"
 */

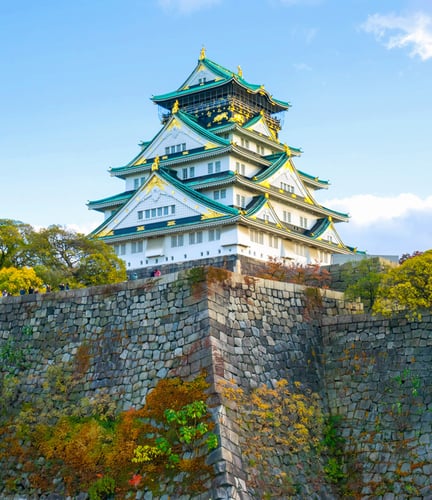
xmin=0 ymin=266 xmax=43 ymax=295
xmin=373 ymin=250 xmax=432 ymax=319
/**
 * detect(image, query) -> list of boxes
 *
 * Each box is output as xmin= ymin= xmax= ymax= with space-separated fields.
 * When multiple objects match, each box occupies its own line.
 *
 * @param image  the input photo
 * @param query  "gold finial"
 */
xmin=152 ymin=156 xmax=160 ymax=171
xmin=172 ymin=100 xmax=179 ymax=114
xmin=199 ymin=47 xmax=206 ymax=60
xmin=237 ymin=65 xmax=243 ymax=78
xmin=284 ymin=144 xmax=291 ymax=156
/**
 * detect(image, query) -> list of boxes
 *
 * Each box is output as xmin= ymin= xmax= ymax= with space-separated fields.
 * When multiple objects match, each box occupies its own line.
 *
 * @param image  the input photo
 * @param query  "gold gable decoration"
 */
xmin=144 ymin=175 xmax=166 ymax=194
xmin=97 ymin=228 xmax=114 ymax=238
xmin=199 ymin=47 xmax=206 ymax=60
xmin=201 ymin=209 xmax=223 ymax=220
xmin=172 ymin=100 xmax=179 ymax=114
xmin=152 ymin=156 xmax=160 ymax=171
xmin=134 ymin=156 xmax=147 ymax=166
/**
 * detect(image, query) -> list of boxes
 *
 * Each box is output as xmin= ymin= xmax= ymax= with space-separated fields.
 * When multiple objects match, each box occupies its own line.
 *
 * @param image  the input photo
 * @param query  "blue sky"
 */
xmin=2 ymin=0 xmax=432 ymax=257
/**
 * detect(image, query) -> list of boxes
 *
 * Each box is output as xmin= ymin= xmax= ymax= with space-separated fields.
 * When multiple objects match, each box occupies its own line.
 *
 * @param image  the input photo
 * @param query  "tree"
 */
xmin=373 ymin=250 xmax=432 ymax=319
xmin=399 ymin=250 xmax=423 ymax=264
xmin=0 ymin=267 xmax=43 ymax=295
xmin=0 ymin=221 xmax=126 ymax=289
xmin=341 ymin=258 xmax=388 ymax=312
xmin=0 ymin=220 xmax=33 ymax=269
xmin=27 ymin=225 xmax=126 ymax=288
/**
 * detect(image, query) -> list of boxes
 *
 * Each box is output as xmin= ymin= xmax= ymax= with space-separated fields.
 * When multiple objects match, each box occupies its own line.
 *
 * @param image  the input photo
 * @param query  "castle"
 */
xmin=88 ymin=49 xmax=356 ymax=274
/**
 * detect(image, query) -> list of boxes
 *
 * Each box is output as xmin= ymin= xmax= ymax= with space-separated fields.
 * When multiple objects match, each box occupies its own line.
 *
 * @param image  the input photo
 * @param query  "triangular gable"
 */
xmin=94 ymin=170 xmax=237 ymax=238
xmin=307 ymin=218 xmax=347 ymax=248
xmin=129 ymin=112 xmax=227 ymax=166
xmin=244 ymin=114 xmax=275 ymax=140
xmin=258 ymin=157 xmax=317 ymax=205
xmin=246 ymin=197 xmax=282 ymax=227
xmin=179 ymin=61 xmax=227 ymax=90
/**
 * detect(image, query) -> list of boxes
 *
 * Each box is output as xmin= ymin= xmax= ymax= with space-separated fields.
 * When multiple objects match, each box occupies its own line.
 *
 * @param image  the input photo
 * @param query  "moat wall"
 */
xmin=0 ymin=272 xmax=431 ymax=499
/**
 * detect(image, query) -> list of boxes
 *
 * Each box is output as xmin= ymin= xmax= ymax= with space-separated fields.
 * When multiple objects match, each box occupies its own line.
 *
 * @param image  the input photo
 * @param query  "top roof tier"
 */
xmin=151 ymin=49 xmax=291 ymax=119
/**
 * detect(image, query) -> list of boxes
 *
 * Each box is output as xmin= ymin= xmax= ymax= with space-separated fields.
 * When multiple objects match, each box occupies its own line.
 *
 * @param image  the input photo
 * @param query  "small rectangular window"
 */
xmin=134 ymin=178 xmax=139 ymax=189
xmin=157 ymin=207 xmax=162 ymax=216
xmin=189 ymin=167 xmax=195 ymax=177
xmin=208 ymin=162 xmax=213 ymax=174
xmin=215 ymin=161 xmax=221 ymax=173
xmin=145 ymin=209 xmax=150 ymax=219
xmin=182 ymin=168 xmax=188 ymax=179
xmin=165 ymin=147 xmax=170 ymax=155
xmin=151 ymin=208 xmax=156 ymax=217
xmin=171 ymin=146 xmax=176 ymax=154
xmin=137 ymin=210 xmax=143 ymax=220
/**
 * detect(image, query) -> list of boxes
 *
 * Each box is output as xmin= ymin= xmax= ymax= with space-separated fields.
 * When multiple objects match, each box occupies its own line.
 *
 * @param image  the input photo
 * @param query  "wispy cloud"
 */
xmin=362 ymin=12 xmax=432 ymax=61
xmin=293 ymin=62 xmax=312 ymax=71
xmin=157 ymin=0 xmax=221 ymax=14
xmin=325 ymin=193 xmax=432 ymax=255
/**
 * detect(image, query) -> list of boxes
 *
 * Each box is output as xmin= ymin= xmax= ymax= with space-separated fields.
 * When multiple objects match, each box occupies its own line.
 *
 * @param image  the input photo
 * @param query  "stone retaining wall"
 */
xmin=0 ymin=271 xmax=431 ymax=499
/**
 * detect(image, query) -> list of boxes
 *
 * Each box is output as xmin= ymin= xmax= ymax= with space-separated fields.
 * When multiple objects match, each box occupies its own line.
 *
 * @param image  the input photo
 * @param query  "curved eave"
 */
xmin=254 ymin=152 xmax=289 ymax=182
xmin=238 ymin=216 xmax=354 ymax=254
xmin=87 ymin=191 xmax=135 ymax=212
xmin=176 ymin=110 xmax=230 ymax=146
xmin=110 ymin=145 xmax=234 ymax=178
xmin=245 ymin=195 xmax=267 ymax=216
xmin=235 ymin=176 xmax=349 ymax=222
xmin=297 ymin=169 xmax=329 ymax=189
xmin=153 ymin=78 xmax=290 ymax=113
xmin=95 ymin=214 xmax=240 ymax=242
xmin=157 ymin=168 xmax=239 ymax=216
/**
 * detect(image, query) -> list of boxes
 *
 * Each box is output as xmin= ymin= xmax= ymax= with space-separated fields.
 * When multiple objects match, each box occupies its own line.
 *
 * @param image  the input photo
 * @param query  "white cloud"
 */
xmin=293 ymin=62 xmax=312 ymax=71
xmin=362 ymin=12 xmax=432 ymax=61
xmin=157 ymin=0 xmax=221 ymax=14
xmin=325 ymin=193 xmax=432 ymax=255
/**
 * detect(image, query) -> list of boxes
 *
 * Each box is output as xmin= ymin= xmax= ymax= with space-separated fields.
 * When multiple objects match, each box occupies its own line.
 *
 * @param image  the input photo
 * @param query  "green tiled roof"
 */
xmin=158 ymin=167 xmax=239 ymax=216
xmin=87 ymin=190 xmax=134 ymax=208
xmin=152 ymin=57 xmax=290 ymax=111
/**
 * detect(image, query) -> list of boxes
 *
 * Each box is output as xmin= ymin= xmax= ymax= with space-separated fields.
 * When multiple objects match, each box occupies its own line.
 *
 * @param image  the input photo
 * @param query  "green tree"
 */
xmin=0 ymin=219 xmax=33 ymax=269
xmin=28 ymin=225 xmax=126 ymax=288
xmin=373 ymin=250 xmax=432 ymax=319
xmin=341 ymin=258 xmax=388 ymax=312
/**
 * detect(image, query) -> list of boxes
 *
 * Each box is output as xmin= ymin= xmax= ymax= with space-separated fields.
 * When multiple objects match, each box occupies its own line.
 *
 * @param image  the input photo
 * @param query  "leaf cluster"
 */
xmin=373 ymin=250 xmax=432 ymax=319
xmin=0 ymin=219 xmax=126 ymax=292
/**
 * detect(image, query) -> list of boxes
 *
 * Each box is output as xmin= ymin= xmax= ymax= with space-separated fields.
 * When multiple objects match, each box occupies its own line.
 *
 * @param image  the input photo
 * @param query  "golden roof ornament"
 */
xmin=284 ymin=144 xmax=291 ymax=156
xmin=199 ymin=47 xmax=206 ymax=60
xmin=237 ymin=65 xmax=243 ymax=78
xmin=172 ymin=100 xmax=179 ymax=114
xmin=152 ymin=156 xmax=160 ymax=171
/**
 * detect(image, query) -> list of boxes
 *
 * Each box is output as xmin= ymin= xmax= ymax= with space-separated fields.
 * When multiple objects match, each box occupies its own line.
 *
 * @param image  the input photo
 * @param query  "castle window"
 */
xmin=250 ymin=229 xmax=264 ymax=244
xmin=281 ymin=182 xmax=294 ymax=193
xmin=198 ymin=77 xmax=206 ymax=84
xmin=213 ymin=189 xmax=226 ymax=200
xmin=240 ymin=137 xmax=250 ymax=149
xmin=269 ymin=235 xmax=279 ymax=248
xmin=134 ymin=178 xmax=139 ymax=189
xmin=166 ymin=143 xmax=187 ymax=156
xmin=235 ymin=162 xmax=245 ymax=175
xmin=283 ymin=211 xmax=291 ymax=223
xmin=131 ymin=241 xmax=143 ymax=253
xmin=300 ymin=216 xmax=308 ymax=229
xmin=256 ymin=144 xmax=265 ymax=155
xmin=144 ymin=205 xmax=175 ymax=219
xmin=208 ymin=229 xmax=221 ymax=241
xmin=236 ymin=194 xmax=246 ymax=208
xmin=182 ymin=167 xmax=195 ymax=179
xmin=171 ymin=234 xmax=184 ymax=247
xmin=189 ymin=231 xmax=203 ymax=245
xmin=114 ymin=243 xmax=126 ymax=256
xmin=295 ymin=243 xmax=307 ymax=256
